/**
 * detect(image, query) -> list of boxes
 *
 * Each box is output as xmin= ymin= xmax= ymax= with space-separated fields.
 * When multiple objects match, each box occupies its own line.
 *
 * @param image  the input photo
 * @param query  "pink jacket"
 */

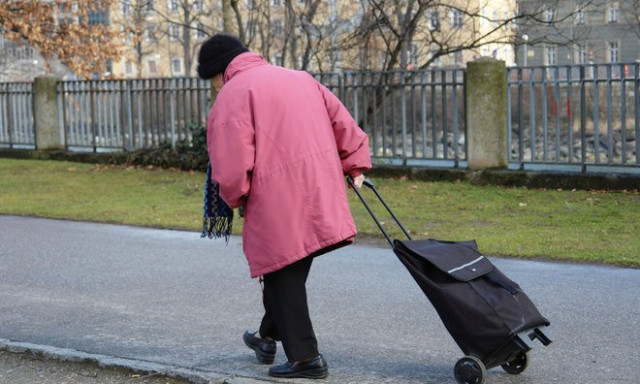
xmin=207 ymin=53 xmax=372 ymax=278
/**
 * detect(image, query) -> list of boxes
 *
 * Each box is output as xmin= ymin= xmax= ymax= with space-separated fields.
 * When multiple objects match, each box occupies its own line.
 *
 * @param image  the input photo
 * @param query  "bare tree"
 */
xmin=516 ymin=0 xmax=598 ymax=44
xmin=281 ymin=0 xmax=323 ymax=70
xmin=244 ymin=0 xmax=279 ymax=64
xmin=276 ymin=0 xmax=347 ymax=71
xmin=227 ymin=0 xmax=247 ymax=39
xmin=624 ymin=0 xmax=640 ymax=37
xmin=347 ymin=0 xmax=598 ymax=71
xmin=114 ymin=0 xmax=160 ymax=77
xmin=296 ymin=0 xmax=325 ymax=70
xmin=153 ymin=0 xmax=214 ymax=76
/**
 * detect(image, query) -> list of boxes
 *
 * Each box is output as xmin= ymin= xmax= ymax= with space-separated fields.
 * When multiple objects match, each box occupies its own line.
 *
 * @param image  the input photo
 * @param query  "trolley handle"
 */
xmin=347 ymin=176 xmax=413 ymax=249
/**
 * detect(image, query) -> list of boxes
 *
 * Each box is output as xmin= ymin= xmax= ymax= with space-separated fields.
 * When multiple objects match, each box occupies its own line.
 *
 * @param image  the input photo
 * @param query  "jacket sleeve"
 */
xmin=207 ymin=111 xmax=255 ymax=209
xmin=317 ymin=82 xmax=372 ymax=177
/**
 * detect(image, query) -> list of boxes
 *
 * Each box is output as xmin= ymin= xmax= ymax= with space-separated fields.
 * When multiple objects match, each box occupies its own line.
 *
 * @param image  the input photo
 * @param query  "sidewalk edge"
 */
xmin=0 ymin=338 xmax=267 ymax=384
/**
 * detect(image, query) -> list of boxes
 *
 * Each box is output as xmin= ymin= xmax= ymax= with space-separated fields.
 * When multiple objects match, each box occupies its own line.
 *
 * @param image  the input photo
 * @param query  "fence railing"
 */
xmin=0 ymin=82 xmax=34 ymax=149
xmin=315 ymin=70 xmax=466 ymax=167
xmin=60 ymin=78 xmax=210 ymax=151
xmin=507 ymin=63 xmax=640 ymax=174
xmin=2 ymin=62 xmax=640 ymax=175
xmin=56 ymin=70 xmax=467 ymax=166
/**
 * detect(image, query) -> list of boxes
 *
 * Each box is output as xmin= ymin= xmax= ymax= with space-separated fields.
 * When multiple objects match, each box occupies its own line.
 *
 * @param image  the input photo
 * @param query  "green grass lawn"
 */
xmin=1 ymin=158 xmax=638 ymax=267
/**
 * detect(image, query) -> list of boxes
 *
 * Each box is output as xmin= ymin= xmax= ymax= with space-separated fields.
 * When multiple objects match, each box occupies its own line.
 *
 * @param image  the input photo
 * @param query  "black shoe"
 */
xmin=268 ymin=354 xmax=328 ymax=379
xmin=243 ymin=331 xmax=276 ymax=364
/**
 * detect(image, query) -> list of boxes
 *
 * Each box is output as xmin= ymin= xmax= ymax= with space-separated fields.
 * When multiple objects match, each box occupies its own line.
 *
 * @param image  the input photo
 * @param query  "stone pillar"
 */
xmin=465 ymin=58 xmax=507 ymax=170
xmin=33 ymin=76 xmax=63 ymax=150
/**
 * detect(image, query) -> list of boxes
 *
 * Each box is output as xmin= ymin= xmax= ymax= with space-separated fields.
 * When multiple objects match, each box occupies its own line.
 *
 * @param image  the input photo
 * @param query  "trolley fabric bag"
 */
xmin=393 ymin=239 xmax=550 ymax=362
xmin=348 ymin=177 xmax=552 ymax=384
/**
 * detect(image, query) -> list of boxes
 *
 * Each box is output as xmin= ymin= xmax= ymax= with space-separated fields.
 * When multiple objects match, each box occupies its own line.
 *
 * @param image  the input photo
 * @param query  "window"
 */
xmin=147 ymin=0 xmax=155 ymax=13
xmin=148 ymin=59 xmax=158 ymax=75
xmin=428 ymin=11 xmax=440 ymax=31
xmin=247 ymin=0 xmax=256 ymax=9
xmin=168 ymin=0 xmax=178 ymax=12
xmin=88 ymin=8 xmax=108 ymax=25
xmin=272 ymin=19 xmax=283 ymax=35
xmin=577 ymin=44 xmax=587 ymax=64
xmin=105 ymin=60 xmax=113 ymax=76
xmin=451 ymin=9 xmax=463 ymax=29
xmin=147 ymin=25 xmax=157 ymax=41
xmin=407 ymin=43 xmax=419 ymax=65
xmin=545 ymin=45 xmax=556 ymax=65
xmin=125 ymin=61 xmax=134 ymax=75
xmin=193 ymin=0 xmax=203 ymax=12
xmin=170 ymin=24 xmax=180 ymax=40
xmin=171 ymin=58 xmax=183 ymax=75
xmin=479 ymin=10 xmax=489 ymax=29
xmin=575 ymin=7 xmax=585 ymax=24
xmin=8 ymin=46 xmax=34 ymax=60
xmin=608 ymin=2 xmax=619 ymax=23
xmin=273 ymin=54 xmax=283 ymax=66
xmin=272 ymin=0 xmax=281 ymax=6
xmin=544 ymin=6 xmax=554 ymax=22
xmin=429 ymin=49 xmax=442 ymax=67
xmin=195 ymin=22 xmax=206 ymax=39
xmin=454 ymin=51 xmax=464 ymax=65
xmin=121 ymin=0 xmax=131 ymax=16
xmin=57 ymin=2 xmax=76 ymax=24
xmin=608 ymin=41 xmax=619 ymax=62
xmin=511 ymin=11 xmax=519 ymax=30
xmin=247 ymin=19 xmax=257 ymax=33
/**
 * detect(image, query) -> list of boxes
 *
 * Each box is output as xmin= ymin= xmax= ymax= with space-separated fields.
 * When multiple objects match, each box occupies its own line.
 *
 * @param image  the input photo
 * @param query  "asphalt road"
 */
xmin=0 ymin=215 xmax=638 ymax=384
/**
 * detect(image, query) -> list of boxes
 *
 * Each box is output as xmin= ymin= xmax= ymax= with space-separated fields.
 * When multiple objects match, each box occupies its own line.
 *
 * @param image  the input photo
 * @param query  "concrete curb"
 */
xmin=0 ymin=339 xmax=273 ymax=384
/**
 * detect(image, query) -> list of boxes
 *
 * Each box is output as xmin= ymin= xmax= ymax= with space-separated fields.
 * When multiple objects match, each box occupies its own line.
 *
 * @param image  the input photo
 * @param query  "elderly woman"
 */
xmin=197 ymin=34 xmax=371 ymax=379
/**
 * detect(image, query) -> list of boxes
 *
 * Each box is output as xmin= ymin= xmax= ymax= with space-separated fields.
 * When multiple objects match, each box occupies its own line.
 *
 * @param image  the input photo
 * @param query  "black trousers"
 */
xmin=259 ymin=256 xmax=318 ymax=362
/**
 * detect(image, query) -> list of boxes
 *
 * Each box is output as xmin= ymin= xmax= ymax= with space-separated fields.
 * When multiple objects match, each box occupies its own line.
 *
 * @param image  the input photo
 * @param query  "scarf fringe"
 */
xmin=201 ymin=161 xmax=234 ymax=243
xmin=201 ymin=215 xmax=233 ymax=243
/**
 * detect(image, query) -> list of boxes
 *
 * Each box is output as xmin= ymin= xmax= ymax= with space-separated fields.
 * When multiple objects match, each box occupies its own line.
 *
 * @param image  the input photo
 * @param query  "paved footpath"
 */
xmin=0 ymin=215 xmax=639 ymax=384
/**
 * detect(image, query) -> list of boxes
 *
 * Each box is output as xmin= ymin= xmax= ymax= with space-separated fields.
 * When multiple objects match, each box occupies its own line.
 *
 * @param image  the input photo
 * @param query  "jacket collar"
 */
xmin=224 ymin=52 xmax=268 ymax=83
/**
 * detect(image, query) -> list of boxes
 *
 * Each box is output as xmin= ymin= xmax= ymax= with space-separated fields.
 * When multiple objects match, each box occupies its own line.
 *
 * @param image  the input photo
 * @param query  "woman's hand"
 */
xmin=352 ymin=174 xmax=365 ymax=189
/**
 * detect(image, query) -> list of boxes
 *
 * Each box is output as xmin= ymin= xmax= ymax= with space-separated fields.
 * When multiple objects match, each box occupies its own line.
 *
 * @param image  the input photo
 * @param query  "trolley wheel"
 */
xmin=454 ymin=355 xmax=486 ymax=384
xmin=501 ymin=351 xmax=528 ymax=374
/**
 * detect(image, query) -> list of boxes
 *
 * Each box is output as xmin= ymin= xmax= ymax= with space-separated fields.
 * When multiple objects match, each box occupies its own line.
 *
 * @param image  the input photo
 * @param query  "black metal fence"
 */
xmin=315 ymin=70 xmax=466 ymax=167
xmin=1 ymin=63 xmax=639 ymax=175
xmin=59 ymin=78 xmax=209 ymax=151
xmin=0 ymin=82 xmax=34 ymax=149
xmin=55 ymin=70 xmax=467 ymax=167
xmin=507 ymin=63 xmax=640 ymax=174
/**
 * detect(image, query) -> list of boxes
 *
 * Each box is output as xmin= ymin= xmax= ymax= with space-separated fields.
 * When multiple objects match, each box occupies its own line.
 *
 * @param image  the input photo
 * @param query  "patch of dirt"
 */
xmin=0 ymin=350 xmax=190 ymax=384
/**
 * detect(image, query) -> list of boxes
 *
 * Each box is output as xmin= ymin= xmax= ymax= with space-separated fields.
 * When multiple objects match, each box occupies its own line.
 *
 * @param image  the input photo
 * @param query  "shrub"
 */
xmin=125 ymin=122 xmax=208 ymax=171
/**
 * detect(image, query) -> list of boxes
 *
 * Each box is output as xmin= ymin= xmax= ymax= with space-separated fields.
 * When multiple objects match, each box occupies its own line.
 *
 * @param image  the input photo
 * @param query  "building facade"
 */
xmin=516 ymin=0 xmax=640 ymax=67
xmin=110 ymin=0 xmax=520 ymax=78
xmin=2 ymin=0 xmax=522 ymax=80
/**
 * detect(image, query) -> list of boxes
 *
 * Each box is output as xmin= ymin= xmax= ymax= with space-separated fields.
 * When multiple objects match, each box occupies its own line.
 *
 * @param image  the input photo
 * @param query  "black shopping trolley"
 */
xmin=348 ymin=177 xmax=552 ymax=384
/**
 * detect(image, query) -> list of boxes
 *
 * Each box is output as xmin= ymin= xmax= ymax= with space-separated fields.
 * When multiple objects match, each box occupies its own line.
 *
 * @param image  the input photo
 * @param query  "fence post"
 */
xmin=465 ymin=58 xmax=507 ymax=170
xmin=33 ymin=76 xmax=63 ymax=150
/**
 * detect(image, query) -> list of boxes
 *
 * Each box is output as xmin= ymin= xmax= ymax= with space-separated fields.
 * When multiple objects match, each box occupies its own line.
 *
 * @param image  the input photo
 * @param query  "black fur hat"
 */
xmin=197 ymin=34 xmax=249 ymax=80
